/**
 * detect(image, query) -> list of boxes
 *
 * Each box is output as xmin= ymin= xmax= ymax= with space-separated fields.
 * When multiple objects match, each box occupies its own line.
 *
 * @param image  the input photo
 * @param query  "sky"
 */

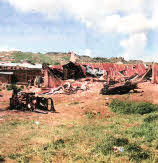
xmin=0 ymin=0 xmax=158 ymax=61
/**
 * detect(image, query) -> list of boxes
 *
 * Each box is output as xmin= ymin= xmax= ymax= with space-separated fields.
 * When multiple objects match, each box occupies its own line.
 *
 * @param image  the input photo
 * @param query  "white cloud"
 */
xmin=0 ymin=46 xmax=19 ymax=52
xmin=81 ymin=49 xmax=94 ymax=57
xmin=120 ymin=33 xmax=147 ymax=60
xmin=150 ymin=0 xmax=158 ymax=30
xmin=7 ymin=0 xmax=154 ymax=34
xmin=6 ymin=0 xmax=158 ymax=61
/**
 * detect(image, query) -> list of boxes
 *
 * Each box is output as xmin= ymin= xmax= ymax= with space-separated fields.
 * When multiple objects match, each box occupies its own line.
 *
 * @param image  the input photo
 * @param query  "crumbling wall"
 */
xmin=0 ymin=74 xmax=12 ymax=84
xmin=152 ymin=63 xmax=158 ymax=84
xmin=43 ymin=64 xmax=63 ymax=88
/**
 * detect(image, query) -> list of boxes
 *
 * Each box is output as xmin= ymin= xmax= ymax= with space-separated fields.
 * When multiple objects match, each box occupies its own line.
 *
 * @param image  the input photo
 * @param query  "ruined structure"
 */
xmin=0 ymin=51 xmax=155 ymax=90
xmin=0 ymin=63 xmax=42 ymax=85
xmin=63 ymin=62 xmax=86 ymax=80
xmin=42 ymin=64 xmax=63 ymax=88
xmin=152 ymin=63 xmax=158 ymax=84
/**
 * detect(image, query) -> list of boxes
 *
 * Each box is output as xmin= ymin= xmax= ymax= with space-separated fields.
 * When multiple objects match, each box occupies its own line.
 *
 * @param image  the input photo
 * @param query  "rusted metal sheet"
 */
xmin=80 ymin=63 xmax=147 ymax=80
xmin=50 ymin=65 xmax=63 ymax=70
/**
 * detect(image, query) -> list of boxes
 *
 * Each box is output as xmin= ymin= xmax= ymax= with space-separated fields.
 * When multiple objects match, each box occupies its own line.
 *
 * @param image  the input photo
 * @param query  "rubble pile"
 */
xmin=100 ymin=81 xmax=138 ymax=95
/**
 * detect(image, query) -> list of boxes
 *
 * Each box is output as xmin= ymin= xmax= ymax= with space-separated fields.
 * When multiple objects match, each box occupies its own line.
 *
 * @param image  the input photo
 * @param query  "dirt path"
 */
xmin=0 ymin=82 xmax=158 ymax=124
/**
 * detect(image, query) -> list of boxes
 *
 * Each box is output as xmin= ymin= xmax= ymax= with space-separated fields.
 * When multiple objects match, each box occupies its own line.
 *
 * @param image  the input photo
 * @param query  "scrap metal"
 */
xmin=10 ymin=88 xmax=55 ymax=112
xmin=100 ymin=81 xmax=138 ymax=95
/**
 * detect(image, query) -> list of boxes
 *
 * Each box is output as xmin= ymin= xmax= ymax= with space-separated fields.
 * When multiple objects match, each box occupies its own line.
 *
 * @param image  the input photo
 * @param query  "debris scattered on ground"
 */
xmin=9 ymin=88 xmax=56 ymax=112
xmin=100 ymin=81 xmax=138 ymax=95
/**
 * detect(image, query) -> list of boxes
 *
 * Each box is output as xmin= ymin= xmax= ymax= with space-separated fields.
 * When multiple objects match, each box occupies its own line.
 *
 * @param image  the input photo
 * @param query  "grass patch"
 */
xmin=1 ymin=108 xmax=158 ymax=162
xmin=143 ymin=113 xmax=158 ymax=123
xmin=95 ymin=136 xmax=150 ymax=162
xmin=85 ymin=111 xmax=100 ymax=119
xmin=109 ymin=99 xmax=158 ymax=115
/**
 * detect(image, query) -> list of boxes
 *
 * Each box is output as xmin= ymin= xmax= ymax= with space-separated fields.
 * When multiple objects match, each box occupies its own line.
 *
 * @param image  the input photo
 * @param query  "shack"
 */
xmin=0 ymin=62 xmax=42 ymax=85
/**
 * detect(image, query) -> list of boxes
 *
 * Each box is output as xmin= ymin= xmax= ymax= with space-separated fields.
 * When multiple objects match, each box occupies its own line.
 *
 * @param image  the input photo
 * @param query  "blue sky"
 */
xmin=0 ymin=0 xmax=158 ymax=61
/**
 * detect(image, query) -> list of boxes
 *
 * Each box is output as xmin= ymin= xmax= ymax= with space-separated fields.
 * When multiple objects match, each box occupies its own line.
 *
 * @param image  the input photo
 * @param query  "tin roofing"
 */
xmin=0 ymin=72 xmax=13 ymax=75
xmin=0 ymin=62 xmax=42 ymax=69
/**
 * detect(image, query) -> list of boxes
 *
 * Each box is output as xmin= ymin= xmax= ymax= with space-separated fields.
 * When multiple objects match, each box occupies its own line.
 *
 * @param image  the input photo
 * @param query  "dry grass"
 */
xmin=0 ymin=82 xmax=158 ymax=162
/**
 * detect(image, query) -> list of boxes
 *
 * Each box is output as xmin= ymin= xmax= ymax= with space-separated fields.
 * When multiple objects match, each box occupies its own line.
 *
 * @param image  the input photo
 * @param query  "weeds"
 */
xmin=130 ymin=121 xmax=158 ymax=143
xmin=109 ymin=99 xmax=158 ymax=115
xmin=95 ymin=136 xmax=150 ymax=162
xmin=0 ymin=155 xmax=5 ymax=162
xmin=144 ymin=114 xmax=158 ymax=123
xmin=6 ymin=84 xmax=24 ymax=91
xmin=1 ymin=105 xmax=158 ymax=162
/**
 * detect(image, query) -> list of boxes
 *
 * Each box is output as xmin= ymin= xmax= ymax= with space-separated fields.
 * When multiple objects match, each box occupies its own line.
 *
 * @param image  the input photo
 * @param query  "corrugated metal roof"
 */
xmin=0 ymin=72 xmax=13 ymax=75
xmin=0 ymin=62 xmax=42 ymax=69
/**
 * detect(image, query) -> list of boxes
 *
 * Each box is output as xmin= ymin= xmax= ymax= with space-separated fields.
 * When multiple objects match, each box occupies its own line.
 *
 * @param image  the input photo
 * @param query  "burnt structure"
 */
xmin=63 ymin=62 xmax=86 ymax=80
xmin=0 ymin=60 xmax=156 ymax=88
xmin=0 ymin=63 xmax=42 ymax=85
xmin=100 ymin=81 xmax=138 ymax=95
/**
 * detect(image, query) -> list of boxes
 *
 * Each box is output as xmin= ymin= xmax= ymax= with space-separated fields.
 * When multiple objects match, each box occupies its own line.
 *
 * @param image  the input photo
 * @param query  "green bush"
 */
xmin=6 ymin=84 xmax=23 ymax=92
xmin=109 ymin=99 xmax=158 ymax=115
xmin=131 ymin=122 xmax=157 ymax=143
xmin=144 ymin=114 xmax=158 ymax=123
xmin=54 ymin=61 xmax=60 ymax=65
xmin=20 ymin=85 xmax=24 ymax=90
xmin=0 ymin=155 xmax=5 ymax=162
xmin=85 ymin=111 xmax=100 ymax=119
xmin=63 ymin=56 xmax=70 ymax=61
xmin=95 ymin=136 xmax=150 ymax=161
xmin=6 ymin=84 xmax=17 ymax=91
xmin=43 ymin=139 xmax=65 ymax=151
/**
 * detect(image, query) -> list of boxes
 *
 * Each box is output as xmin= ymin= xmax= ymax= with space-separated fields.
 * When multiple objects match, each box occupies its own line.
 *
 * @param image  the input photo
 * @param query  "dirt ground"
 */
xmin=0 ymin=81 xmax=158 ymax=124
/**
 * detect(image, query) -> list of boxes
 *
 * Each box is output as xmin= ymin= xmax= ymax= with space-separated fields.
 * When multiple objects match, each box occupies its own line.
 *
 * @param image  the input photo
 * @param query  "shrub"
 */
xmin=131 ymin=122 xmax=157 ymax=143
xmin=95 ymin=136 xmax=129 ymax=155
xmin=43 ymin=139 xmax=65 ymax=151
xmin=144 ymin=114 xmax=158 ymax=123
xmin=0 ymin=155 xmax=5 ymax=162
xmin=63 ymin=56 xmax=70 ymax=61
xmin=20 ymin=85 xmax=24 ymax=90
xmin=109 ymin=99 xmax=158 ymax=115
xmin=125 ymin=143 xmax=150 ymax=162
xmin=6 ymin=84 xmax=17 ymax=91
xmin=95 ymin=137 xmax=150 ymax=161
xmin=85 ymin=111 xmax=100 ymax=119
xmin=54 ymin=61 xmax=60 ymax=65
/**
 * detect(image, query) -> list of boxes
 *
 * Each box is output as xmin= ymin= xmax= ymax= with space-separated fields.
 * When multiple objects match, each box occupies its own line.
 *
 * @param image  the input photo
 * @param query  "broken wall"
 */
xmin=152 ymin=63 xmax=158 ymax=84
xmin=43 ymin=64 xmax=63 ymax=88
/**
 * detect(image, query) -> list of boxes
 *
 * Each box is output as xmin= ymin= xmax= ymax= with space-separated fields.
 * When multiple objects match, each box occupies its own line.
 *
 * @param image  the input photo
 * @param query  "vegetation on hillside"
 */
xmin=0 ymin=51 xmax=146 ymax=65
xmin=11 ymin=52 xmax=63 ymax=65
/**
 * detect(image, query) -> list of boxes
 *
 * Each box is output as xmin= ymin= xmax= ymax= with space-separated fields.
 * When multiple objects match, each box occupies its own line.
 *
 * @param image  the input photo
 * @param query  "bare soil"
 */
xmin=0 ymin=82 xmax=158 ymax=124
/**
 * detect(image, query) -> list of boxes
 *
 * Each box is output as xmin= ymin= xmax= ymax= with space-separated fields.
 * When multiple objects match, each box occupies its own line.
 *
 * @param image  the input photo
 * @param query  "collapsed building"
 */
xmin=0 ymin=55 xmax=158 ymax=90
xmin=0 ymin=62 xmax=42 ymax=85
